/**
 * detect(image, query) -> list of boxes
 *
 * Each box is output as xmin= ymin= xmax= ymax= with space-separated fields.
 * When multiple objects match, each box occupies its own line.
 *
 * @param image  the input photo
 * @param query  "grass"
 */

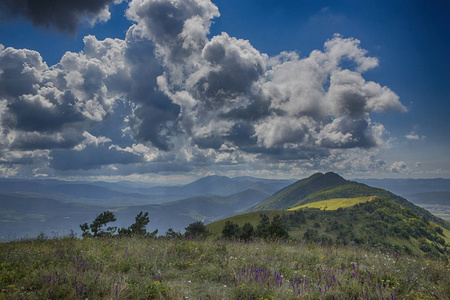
xmin=0 ymin=235 xmax=449 ymax=299
xmin=287 ymin=196 xmax=375 ymax=211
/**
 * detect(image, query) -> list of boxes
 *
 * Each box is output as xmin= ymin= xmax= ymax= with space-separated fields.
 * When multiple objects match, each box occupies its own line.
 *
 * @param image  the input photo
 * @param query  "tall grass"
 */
xmin=0 ymin=235 xmax=448 ymax=299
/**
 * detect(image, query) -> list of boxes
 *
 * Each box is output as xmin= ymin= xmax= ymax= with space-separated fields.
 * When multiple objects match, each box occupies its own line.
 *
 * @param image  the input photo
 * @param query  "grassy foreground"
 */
xmin=1 ymin=236 xmax=449 ymax=299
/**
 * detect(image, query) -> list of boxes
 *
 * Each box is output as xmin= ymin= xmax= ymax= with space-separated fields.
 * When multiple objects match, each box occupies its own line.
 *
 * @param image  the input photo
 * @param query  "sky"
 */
xmin=0 ymin=0 xmax=449 ymax=183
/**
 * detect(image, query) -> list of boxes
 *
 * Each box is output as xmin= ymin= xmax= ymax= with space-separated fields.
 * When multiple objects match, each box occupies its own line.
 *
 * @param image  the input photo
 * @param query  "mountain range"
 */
xmin=1 ymin=172 xmax=449 ymax=240
xmin=0 ymin=176 xmax=293 ymax=239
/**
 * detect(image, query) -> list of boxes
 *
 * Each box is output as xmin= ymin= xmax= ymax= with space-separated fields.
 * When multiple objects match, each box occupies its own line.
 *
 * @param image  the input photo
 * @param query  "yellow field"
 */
xmin=288 ymin=196 xmax=376 ymax=211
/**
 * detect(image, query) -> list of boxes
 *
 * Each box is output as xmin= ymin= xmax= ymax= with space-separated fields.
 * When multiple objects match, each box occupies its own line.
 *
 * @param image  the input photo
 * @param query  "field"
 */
xmin=1 ymin=235 xmax=449 ymax=299
xmin=287 ymin=196 xmax=375 ymax=211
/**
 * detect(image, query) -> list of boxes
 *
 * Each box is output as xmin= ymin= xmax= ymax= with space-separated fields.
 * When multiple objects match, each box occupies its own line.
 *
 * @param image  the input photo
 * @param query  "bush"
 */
xmin=239 ymin=223 xmax=255 ymax=242
xmin=185 ymin=221 xmax=209 ymax=239
xmin=221 ymin=221 xmax=240 ymax=240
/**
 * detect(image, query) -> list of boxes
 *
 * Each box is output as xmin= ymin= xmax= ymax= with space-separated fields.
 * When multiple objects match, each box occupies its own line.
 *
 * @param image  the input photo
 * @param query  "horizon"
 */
xmin=0 ymin=0 xmax=449 ymax=182
xmin=0 ymin=171 xmax=449 ymax=187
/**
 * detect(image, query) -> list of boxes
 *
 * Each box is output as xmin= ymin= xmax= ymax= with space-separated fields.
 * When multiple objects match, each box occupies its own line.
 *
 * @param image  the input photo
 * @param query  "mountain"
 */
xmin=255 ymin=172 xmax=450 ymax=230
xmin=0 ymin=186 xmax=270 ymax=239
xmin=0 ymin=192 xmax=108 ymax=240
xmin=0 ymin=176 xmax=294 ymax=207
xmin=0 ymin=178 xmax=153 ymax=206
xmin=254 ymin=172 xmax=350 ymax=210
xmin=144 ymin=175 xmax=294 ymax=198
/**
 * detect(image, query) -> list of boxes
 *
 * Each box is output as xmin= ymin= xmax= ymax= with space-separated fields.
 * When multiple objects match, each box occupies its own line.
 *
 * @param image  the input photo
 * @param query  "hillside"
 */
xmin=254 ymin=172 xmax=347 ymax=210
xmin=209 ymin=197 xmax=450 ymax=260
xmin=255 ymin=172 xmax=450 ymax=230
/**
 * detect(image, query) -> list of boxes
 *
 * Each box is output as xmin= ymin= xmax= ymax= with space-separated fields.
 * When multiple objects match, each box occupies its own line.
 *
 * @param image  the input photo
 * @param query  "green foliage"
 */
xmin=254 ymin=172 xmax=450 ymax=230
xmin=165 ymin=228 xmax=183 ymax=239
xmin=185 ymin=221 xmax=209 ymax=239
xmin=239 ymin=222 xmax=255 ymax=241
xmin=219 ymin=214 xmax=289 ymax=242
xmin=211 ymin=196 xmax=449 ymax=259
xmin=80 ymin=210 xmax=117 ymax=237
xmin=254 ymin=213 xmax=289 ymax=241
xmin=268 ymin=214 xmax=289 ymax=240
xmin=118 ymin=211 xmax=155 ymax=236
xmin=255 ymin=213 xmax=271 ymax=238
xmin=221 ymin=220 xmax=240 ymax=240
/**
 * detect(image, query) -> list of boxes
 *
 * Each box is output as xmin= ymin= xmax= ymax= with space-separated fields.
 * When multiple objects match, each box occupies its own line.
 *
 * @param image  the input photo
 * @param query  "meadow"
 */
xmin=1 ymin=235 xmax=448 ymax=299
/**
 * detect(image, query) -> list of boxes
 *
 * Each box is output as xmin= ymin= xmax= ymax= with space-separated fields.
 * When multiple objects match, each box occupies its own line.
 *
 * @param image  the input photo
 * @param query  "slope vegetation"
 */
xmin=255 ymin=172 xmax=450 ymax=230
xmin=288 ymin=196 xmax=375 ymax=211
xmin=209 ymin=197 xmax=450 ymax=260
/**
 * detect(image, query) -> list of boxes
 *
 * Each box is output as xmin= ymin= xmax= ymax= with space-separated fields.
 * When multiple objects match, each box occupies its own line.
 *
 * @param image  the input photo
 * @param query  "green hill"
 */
xmin=253 ymin=172 xmax=347 ymax=210
xmin=208 ymin=197 xmax=450 ymax=259
xmin=254 ymin=172 xmax=450 ymax=230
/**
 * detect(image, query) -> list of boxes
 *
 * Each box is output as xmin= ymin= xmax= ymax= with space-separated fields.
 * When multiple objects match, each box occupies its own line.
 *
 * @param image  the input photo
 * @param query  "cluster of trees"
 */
xmin=80 ymin=211 xmax=210 ymax=239
xmin=80 ymin=211 xmax=158 ymax=238
xmin=221 ymin=214 xmax=289 ymax=241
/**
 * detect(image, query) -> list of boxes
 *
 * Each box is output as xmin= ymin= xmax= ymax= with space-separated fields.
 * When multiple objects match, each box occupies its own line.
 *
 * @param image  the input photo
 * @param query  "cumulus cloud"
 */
xmin=390 ymin=161 xmax=408 ymax=173
xmin=0 ymin=0 xmax=408 ymax=177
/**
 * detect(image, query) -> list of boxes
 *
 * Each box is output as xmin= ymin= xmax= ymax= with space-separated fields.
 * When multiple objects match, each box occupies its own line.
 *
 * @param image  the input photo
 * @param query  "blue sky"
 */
xmin=0 ymin=0 xmax=448 ymax=182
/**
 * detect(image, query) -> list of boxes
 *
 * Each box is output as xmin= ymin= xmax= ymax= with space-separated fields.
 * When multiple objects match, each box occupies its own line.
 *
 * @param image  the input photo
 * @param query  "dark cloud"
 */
xmin=130 ymin=100 xmax=180 ymax=151
xmin=6 ymin=93 xmax=83 ymax=133
xmin=0 ymin=0 xmax=116 ymax=33
xmin=226 ymin=123 xmax=257 ymax=147
xmin=50 ymin=145 xmax=144 ymax=170
xmin=10 ymin=129 xmax=85 ymax=151
xmin=317 ymin=117 xmax=380 ymax=149
xmin=193 ymin=135 xmax=224 ymax=150
xmin=126 ymin=0 xmax=219 ymax=63
xmin=0 ymin=47 xmax=45 ymax=100
xmin=198 ymin=33 xmax=265 ymax=98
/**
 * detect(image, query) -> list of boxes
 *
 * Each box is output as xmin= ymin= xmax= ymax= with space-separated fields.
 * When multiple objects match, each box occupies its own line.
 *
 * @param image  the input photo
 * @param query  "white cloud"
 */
xmin=390 ymin=161 xmax=408 ymax=173
xmin=405 ymin=133 xmax=420 ymax=140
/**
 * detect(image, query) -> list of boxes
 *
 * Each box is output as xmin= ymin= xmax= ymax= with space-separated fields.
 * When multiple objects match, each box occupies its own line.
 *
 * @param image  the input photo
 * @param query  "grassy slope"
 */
xmin=208 ymin=197 xmax=450 ymax=260
xmin=0 ymin=236 xmax=448 ymax=299
xmin=254 ymin=172 xmax=450 ymax=230
xmin=288 ymin=196 xmax=375 ymax=211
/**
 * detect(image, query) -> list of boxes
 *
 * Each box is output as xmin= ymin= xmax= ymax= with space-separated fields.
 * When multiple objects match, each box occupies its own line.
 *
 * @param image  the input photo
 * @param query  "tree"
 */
xmin=239 ymin=222 xmax=255 ymax=242
xmin=269 ymin=215 xmax=289 ymax=240
xmin=255 ymin=213 xmax=270 ymax=239
xmin=222 ymin=221 xmax=240 ymax=240
xmin=165 ymin=228 xmax=182 ymax=239
xmin=80 ymin=211 xmax=117 ymax=237
xmin=118 ymin=211 xmax=151 ymax=236
xmin=185 ymin=221 xmax=209 ymax=239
